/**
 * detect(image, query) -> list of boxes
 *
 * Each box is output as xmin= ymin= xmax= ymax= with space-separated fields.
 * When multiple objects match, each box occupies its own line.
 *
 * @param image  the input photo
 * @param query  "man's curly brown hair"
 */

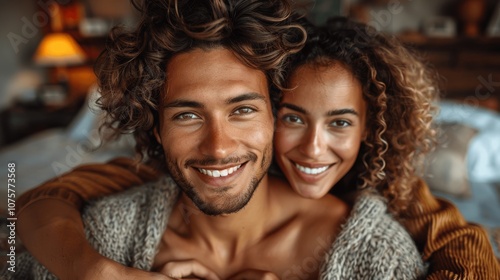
xmin=286 ymin=17 xmax=439 ymax=215
xmin=95 ymin=0 xmax=306 ymax=168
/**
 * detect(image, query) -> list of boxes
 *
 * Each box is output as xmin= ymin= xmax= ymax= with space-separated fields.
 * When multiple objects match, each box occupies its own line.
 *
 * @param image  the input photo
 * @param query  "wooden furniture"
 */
xmin=37 ymin=1 xmax=105 ymax=101
xmin=402 ymin=36 xmax=500 ymax=111
xmin=0 ymin=99 xmax=84 ymax=147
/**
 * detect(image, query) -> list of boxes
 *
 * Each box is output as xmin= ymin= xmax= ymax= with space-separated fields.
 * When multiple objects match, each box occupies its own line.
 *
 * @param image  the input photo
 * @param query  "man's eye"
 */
xmin=330 ymin=120 xmax=351 ymax=127
xmin=174 ymin=113 xmax=200 ymax=120
xmin=282 ymin=114 xmax=304 ymax=124
xmin=233 ymin=107 xmax=256 ymax=115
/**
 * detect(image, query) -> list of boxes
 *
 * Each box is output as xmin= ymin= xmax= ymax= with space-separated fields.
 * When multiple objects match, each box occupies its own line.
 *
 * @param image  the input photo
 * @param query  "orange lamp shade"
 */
xmin=34 ymin=33 xmax=87 ymax=66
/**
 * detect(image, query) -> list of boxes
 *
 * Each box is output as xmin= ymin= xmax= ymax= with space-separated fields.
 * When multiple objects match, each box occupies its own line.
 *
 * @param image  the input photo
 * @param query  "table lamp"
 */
xmin=33 ymin=32 xmax=86 ymax=105
xmin=34 ymin=32 xmax=86 ymax=82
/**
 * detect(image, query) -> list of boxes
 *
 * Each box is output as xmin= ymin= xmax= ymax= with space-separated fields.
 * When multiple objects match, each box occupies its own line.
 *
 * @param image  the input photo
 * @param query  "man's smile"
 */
xmin=191 ymin=162 xmax=250 ymax=188
xmin=197 ymin=164 xmax=243 ymax=178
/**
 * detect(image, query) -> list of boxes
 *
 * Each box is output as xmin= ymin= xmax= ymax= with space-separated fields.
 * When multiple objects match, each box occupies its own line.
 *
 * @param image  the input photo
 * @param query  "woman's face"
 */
xmin=274 ymin=62 xmax=367 ymax=199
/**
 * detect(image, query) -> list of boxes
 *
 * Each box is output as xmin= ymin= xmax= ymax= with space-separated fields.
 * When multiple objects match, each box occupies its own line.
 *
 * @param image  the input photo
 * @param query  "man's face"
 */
xmin=155 ymin=48 xmax=274 ymax=216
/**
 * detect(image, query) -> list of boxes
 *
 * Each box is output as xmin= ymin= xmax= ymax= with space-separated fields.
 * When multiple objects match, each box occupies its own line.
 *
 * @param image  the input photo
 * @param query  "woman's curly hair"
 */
xmin=95 ymin=0 xmax=306 ymax=168
xmin=286 ymin=17 xmax=439 ymax=215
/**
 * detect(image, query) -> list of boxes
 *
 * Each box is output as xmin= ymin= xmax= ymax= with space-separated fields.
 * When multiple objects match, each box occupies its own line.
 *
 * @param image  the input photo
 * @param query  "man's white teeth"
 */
xmin=295 ymin=163 xmax=329 ymax=175
xmin=198 ymin=165 xmax=242 ymax=178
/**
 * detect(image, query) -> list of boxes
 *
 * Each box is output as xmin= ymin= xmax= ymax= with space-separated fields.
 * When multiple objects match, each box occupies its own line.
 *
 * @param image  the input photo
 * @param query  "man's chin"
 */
xmin=196 ymin=203 xmax=245 ymax=216
xmin=190 ymin=193 xmax=251 ymax=216
xmin=188 ymin=177 xmax=263 ymax=216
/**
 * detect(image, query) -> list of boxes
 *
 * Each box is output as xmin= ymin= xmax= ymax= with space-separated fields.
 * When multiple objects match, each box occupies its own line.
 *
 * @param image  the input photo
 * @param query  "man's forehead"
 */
xmin=163 ymin=48 xmax=270 ymax=102
xmin=166 ymin=47 xmax=266 ymax=78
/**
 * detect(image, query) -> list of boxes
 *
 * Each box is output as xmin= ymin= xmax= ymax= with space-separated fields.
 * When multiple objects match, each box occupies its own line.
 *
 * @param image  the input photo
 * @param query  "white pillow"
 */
xmin=437 ymin=101 xmax=500 ymax=183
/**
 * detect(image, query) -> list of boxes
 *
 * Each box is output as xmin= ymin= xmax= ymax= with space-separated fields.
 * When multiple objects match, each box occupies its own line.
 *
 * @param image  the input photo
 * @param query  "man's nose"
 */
xmin=299 ymin=125 xmax=328 ymax=158
xmin=199 ymin=120 xmax=238 ymax=159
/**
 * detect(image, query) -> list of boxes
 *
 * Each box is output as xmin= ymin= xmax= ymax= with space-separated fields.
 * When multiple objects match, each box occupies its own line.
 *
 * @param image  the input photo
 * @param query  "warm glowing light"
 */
xmin=34 ymin=33 xmax=86 ymax=66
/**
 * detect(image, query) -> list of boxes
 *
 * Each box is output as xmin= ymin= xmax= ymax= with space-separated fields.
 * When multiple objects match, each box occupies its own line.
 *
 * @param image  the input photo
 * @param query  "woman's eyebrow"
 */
xmin=280 ymin=103 xmax=359 ymax=117
xmin=280 ymin=103 xmax=308 ymax=114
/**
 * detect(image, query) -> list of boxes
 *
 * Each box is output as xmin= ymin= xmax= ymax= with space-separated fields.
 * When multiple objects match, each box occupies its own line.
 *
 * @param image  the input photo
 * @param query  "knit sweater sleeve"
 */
xmin=82 ymin=176 xmax=178 ymax=270
xmin=320 ymin=192 xmax=426 ymax=280
xmin=0 ymin=252 xmax=57 ymax=280
xmin=401 ymin=178 xmax=500 ymax=279
xmin=1 ymin=177 xmax=178 ymax=279
xmin=16 ymin=157 xmax=161 ymax=218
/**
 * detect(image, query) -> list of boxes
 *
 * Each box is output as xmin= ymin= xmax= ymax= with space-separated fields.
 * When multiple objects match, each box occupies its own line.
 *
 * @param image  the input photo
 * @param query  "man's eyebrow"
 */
xmin=226 ymin=93 xmax=267 ymax=104
xmin=327 ymin=108 xmax=359 ymax=116
xmin=163 ymin=100 xmax=204 ymax=109
xmin=162 ymin=93 xmax=266 ymax=109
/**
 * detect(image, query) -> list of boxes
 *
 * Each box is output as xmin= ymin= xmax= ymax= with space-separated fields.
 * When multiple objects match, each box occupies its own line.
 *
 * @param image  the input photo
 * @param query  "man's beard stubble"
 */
xmin=165 ymin=144 xmax=273 ymax=216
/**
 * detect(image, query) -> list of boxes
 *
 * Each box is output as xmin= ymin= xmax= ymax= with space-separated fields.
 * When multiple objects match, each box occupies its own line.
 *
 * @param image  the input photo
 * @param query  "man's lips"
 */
xmin=192 ymin=162 xmax=249 ymax=189
xmin=197 ymin=164 xmax=243 ymax=178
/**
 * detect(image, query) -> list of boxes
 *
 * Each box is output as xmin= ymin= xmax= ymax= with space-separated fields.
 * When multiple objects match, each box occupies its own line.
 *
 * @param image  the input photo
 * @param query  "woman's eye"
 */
xmin=174 ymin=113 xmax=200 ymax=120
xmin=233 ymin=107 xmax=256 ymax=115
xmin=330 ymin=120 xmax=351 ymax=127
xmin=282 ymin=114 xmax=304 ymax=124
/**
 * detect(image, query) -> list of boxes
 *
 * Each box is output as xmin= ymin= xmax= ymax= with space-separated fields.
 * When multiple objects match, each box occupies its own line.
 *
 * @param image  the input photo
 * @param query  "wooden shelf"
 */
xmin=401 ymin=36 xmax=500 ymax=111
xmin=0 ymin=98 xmax=85 ymax=147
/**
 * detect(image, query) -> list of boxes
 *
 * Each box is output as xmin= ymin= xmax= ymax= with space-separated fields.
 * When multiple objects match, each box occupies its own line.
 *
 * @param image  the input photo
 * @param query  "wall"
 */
xmin=0 ymin=0 xmax=45 ymax=110
xmin=304 ymin=0 xmax=499 ymax=36
xmin=347 ymin=0 xmax=499 ymax=35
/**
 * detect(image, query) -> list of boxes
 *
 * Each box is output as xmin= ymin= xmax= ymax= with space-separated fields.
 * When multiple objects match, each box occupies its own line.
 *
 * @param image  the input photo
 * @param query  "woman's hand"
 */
xmin=227 ymin=269 xmax=280 ymax=280
xmin=81 ymin=258 xmax=171 ymax=280
xmin=159 ymin=260 xmax=221 ymax=280
xmin=158 ymin=259 xmax=278 ymax=280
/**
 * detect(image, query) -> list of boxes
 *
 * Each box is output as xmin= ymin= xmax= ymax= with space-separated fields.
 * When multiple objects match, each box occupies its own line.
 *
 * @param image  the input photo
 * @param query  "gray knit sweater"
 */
xmin=5 ymin=176 xmax=425 ymax=279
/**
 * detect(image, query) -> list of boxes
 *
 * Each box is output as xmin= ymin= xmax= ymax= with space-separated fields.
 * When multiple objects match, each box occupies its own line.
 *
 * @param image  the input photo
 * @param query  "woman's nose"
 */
xmin=299 ymin=125 xmax=327 ymax=158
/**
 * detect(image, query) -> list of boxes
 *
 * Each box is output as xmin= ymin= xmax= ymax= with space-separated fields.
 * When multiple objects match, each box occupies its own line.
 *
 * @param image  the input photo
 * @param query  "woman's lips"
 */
xmin=293 ymin=162 xmax=332 ymax=175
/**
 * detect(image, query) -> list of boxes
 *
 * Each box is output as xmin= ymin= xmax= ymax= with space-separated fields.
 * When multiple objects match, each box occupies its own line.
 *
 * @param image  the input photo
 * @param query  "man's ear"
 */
xmin=154 ymin=126 xmax=161 ymax=144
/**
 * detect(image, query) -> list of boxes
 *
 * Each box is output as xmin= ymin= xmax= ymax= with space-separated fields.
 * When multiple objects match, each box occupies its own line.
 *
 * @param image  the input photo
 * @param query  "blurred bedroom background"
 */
xmin=0 ymin=0 xmax=499 ymax=258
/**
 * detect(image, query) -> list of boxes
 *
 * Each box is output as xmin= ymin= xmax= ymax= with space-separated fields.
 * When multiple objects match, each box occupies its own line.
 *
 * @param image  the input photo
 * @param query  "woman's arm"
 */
xmin=16 ymin=157 xmax=162 ymax=279
xmin=16 ymin=157 xmax=160 ymax=214
xmin=17 ymin=160 xmax=500 ymax=278
xmin=402 ymin=179 xmax=500 ymax=279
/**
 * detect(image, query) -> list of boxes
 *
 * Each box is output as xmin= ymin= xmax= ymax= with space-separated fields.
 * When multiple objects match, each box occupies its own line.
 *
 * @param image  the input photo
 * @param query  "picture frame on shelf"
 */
xmin=423 ymin=16 xmax=457 ymax=38
xmin=487 ymin=2 xmax=500 ymax=37
xmin=37 ymin=83 xmax=68 ymax=106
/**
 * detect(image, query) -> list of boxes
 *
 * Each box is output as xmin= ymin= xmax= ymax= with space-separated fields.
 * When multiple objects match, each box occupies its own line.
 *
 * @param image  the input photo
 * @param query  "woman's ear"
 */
xmin=361 ymin=127 xmax=368 ymax=142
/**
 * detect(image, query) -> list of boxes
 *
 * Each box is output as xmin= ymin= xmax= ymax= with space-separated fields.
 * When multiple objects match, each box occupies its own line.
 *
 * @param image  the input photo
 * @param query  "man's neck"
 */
xmin=172 ymin=175 xmax=272 ymax=257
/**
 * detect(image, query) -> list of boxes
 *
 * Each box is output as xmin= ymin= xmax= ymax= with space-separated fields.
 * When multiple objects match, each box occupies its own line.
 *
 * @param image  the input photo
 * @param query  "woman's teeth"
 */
xmin=295 ymin=163 xmax=329 ymax=175
xmin=198 ymin=165 xmax=242 ymax=178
